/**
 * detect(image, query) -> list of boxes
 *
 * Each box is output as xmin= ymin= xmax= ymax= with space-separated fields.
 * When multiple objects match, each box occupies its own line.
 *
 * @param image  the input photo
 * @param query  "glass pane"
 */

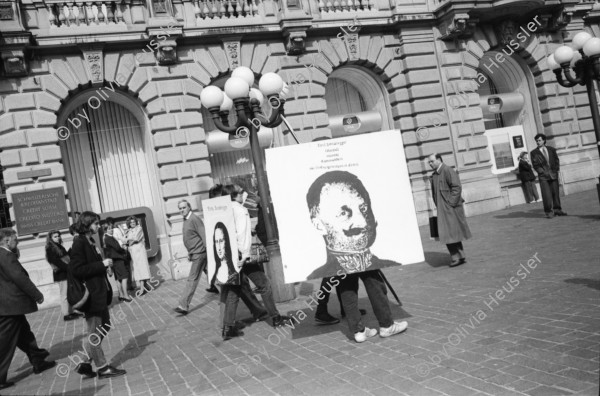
xmin=492 ymin=141 xmax=514 ymax=169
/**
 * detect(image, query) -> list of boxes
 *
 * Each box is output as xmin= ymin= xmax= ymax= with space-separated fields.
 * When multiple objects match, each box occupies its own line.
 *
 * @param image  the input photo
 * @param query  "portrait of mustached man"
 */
xmin=305 ymin=170 xmax=401 ymax=280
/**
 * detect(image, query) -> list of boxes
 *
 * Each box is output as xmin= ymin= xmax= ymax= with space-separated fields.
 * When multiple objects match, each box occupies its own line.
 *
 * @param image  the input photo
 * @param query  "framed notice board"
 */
xmin=12 ymin=187 xmax=70 ymax=235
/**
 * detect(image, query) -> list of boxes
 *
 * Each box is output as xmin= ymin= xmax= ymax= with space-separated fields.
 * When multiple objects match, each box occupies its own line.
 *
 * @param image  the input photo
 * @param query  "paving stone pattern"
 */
xmin=4 ymin=191 xmax=599 ymax=396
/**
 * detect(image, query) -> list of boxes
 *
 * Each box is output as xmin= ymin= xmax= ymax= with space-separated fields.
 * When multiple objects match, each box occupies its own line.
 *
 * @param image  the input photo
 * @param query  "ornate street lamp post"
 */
xmin=200 ymin=66 xmax=296 ymax=302
xmin=548 ymin=31 xmax=600 ymax=203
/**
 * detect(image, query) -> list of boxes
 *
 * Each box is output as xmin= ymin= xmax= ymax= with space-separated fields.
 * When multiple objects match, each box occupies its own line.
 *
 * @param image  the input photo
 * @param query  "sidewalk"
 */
xmin=4 ymin=190 xmax=599 ymax=396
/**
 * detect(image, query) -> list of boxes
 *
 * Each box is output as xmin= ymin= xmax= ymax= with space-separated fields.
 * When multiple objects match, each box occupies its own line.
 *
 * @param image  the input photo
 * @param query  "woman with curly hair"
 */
xmin=70 ymin=211 xmax=126 ymax=379
xmin=45 ymin=230 xmax=81 ymax=321
xmin=125 ymin=216 xmax=151 ymax=294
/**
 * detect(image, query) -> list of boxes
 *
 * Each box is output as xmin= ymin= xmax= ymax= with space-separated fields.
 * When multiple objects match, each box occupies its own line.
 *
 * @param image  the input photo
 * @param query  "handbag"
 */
xmin=67 ymin=267 xmax=89 ymax=310
xmin=248 ymin=236 xmax=269 ymax=265
xmin=429 ymin=216 xmax=439 ymax=239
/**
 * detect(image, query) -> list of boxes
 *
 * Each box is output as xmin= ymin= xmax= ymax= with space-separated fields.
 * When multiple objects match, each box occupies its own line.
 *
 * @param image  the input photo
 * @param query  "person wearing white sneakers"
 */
xmin=305 ymin=171 xmax=408 ymax=342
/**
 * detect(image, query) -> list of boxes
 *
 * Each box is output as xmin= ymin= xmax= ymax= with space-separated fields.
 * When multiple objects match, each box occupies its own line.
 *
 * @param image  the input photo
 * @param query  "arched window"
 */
xmin=324 ymin=67 xmax=393 ymax=137
xmin=477 ymin=52 xmax=537 ymax=175
xmin=58 ymin=90 xmax=156 ymax=214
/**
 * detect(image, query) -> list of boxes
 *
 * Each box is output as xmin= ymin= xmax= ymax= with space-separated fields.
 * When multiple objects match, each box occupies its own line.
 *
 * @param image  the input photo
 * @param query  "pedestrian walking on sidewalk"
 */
xmin=530 ymin=134 xmax=567 ymax=218
xmin=70 ymin=212 xmax=126 ymax=379
xmin=223 ymin=184 xmax=290 ymax=329
xmin=517 ymin=152 xmax=540 ymax=204
xmin=0 ymin=228 xmax=56 ymax=391
xmin=173 ymin=200 xmax=208 ymax=315
xmin=306 ymin=171 xmax=408 ymax=343
xmin=428 ymin=153 xmax=472 ymax=267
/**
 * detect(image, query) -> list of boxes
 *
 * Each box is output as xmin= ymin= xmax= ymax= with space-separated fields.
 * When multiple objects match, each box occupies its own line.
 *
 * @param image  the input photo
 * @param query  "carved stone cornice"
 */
xmin=0 ymin=31 xmax=32 ymax=77
xmin=439 ymin=13 xmax=478 ymax=41
xmin=538 ymin=9 xmax=573 ymax=32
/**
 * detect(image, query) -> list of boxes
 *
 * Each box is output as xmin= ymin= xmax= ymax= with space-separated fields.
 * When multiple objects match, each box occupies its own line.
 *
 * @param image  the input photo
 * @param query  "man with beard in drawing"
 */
xmin=306 ymin=170 xmax=408 ymax=342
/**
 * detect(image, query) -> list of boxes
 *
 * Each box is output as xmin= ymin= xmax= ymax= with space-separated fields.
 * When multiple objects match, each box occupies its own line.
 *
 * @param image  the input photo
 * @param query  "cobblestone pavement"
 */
xmin=4 ymin=190 xmax=599 ymax=396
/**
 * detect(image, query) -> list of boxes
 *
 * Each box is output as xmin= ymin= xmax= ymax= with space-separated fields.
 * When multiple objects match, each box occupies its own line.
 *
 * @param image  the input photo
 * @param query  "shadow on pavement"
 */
xmin=187 ymin=293 xmax=220 ymax=314
xmin=111 ymin=330 xmax=158 ymax=367
xmin=47 ymin=334 xmax=86 ymax=362
xmin=423 ymin=252 xmax=451 ymax=268
xmin=564 ymin=278 xmax=600 ymax=291
xmin=493 ymin=210 xmax=545 ymax=219
xmin=277 ymin=297 xmax=412 ymax=341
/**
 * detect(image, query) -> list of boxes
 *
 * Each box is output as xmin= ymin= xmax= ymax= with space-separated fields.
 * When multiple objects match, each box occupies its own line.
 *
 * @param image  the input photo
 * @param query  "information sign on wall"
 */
xmin=12 ymin=188 xmax=70 ymax=235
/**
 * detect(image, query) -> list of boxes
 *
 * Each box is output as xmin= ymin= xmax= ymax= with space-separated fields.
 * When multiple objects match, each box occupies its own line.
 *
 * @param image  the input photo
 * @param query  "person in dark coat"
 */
xmin=70 ymin=211 xmax=126 ymax=380
xmin=45 ymin=230 xmax=82 ymax=321
xmin=530 ymin=133 xmax=567 ymax=218
xmin=0 ymin=228 xmax=56 ymax=390
xmin=102 ymin=224 xmax=132 ymax=302
xmin=517 ymin=152 xmax=540 ymax=204
xmin=428 ymin=153 xmax=472 ymax=267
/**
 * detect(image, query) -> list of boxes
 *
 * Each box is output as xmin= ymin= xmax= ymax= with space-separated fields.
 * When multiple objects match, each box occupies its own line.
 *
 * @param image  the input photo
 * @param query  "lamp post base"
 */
xmin=264 ymin=242 xmax=296 ymax=303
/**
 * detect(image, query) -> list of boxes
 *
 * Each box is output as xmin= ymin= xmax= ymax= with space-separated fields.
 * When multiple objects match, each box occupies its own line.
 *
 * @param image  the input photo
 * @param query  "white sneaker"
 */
xmin=354 ymin=327 xmax=378 ymax=343
xmin=380 ymin=320 xmax=408 ymax=338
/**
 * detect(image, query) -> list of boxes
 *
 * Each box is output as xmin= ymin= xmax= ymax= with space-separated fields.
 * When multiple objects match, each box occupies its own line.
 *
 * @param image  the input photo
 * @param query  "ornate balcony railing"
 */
xmin=47 ymin=1 xmax=126 ymax=27
xmin=318 ymin=0 xmax=376 ymax=14
xmin=193 ymin=0 xmax=260 ymax=20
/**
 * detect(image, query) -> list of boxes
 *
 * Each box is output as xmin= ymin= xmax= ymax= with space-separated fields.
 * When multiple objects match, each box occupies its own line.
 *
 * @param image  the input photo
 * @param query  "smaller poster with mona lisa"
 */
xmin=202 ymin=196 xmax=240 ymax=286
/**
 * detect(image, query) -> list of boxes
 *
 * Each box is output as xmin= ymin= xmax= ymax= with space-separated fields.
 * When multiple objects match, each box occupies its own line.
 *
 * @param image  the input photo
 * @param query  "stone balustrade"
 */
xmin=46 ymin=1 xmax=125 ymax=27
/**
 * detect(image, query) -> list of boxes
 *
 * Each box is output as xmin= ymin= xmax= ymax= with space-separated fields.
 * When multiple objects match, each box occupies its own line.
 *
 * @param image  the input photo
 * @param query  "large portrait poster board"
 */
xmin=266 ymin=130 xmax=424 ymax=283
xmin=202 ymin=197 xmax=240 ymax=286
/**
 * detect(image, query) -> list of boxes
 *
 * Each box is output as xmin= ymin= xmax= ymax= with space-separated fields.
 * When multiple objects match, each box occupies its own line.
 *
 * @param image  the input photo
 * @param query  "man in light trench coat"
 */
xmin=428 ymin=153 xmax=472 ymax=267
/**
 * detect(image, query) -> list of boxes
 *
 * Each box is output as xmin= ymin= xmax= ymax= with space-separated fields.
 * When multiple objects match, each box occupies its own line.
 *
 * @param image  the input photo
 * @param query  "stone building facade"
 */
xmin=1 ymin=0 xmax=598 ymax=307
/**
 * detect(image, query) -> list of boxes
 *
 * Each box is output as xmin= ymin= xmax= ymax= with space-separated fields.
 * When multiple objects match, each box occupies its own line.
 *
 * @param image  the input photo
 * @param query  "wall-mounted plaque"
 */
xmin=512 ymin=135 xmax=524 ymax=149
xmin=12 ymin=187 xmax=70 ymax=235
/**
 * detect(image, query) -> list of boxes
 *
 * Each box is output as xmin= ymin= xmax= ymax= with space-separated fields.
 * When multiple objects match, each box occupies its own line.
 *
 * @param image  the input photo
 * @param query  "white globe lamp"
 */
xmin=200 ymin=86 xmax=224 ymax=109
xmin=554 ymin=46 xmax=575 ymax=65
xmin=249 ymin=88 xmax=265 ymax=105
xmin=572 ymin=32 xmax=592 ymax=51
xmin=220 ymin=94 xmax=233 ymax=111
xmin=259 ymin=73 xmax=284 ymax=96
xmin=232 ymin=66 xmax=255 ymax=87
xmin=224 ymin=77 xmax=250 ymax=100
xmin=546 ymin=54 xmax=560 ymax=71
xmin=583 ymin=37 xmax=600 ymax=57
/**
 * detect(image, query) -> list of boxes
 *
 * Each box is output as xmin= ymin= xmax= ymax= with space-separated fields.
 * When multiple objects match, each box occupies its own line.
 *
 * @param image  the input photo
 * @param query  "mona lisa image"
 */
xmin=211 ymin=222 xmax=240 ymax=286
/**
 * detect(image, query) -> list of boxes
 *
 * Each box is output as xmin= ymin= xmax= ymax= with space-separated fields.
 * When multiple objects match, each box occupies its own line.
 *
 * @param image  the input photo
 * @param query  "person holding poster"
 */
xmin=305 ymin=171 xmax=408 ymax=342
xmin=428 ymin=153 xmax=472 ymax=267
xmin=223 ymin=185 xmax=290 ymax=328
xmin=211 ymin=222 xmax=240 ymax=286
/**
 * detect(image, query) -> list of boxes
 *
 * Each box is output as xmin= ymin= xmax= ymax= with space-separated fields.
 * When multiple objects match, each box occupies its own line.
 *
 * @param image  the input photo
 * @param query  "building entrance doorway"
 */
xmin=59 ymin=98 xmax=154 ymax=215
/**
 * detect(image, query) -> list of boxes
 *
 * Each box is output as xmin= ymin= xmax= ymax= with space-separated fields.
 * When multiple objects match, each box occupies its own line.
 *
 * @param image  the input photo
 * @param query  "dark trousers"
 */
xmin=241 ymin=264 xmax=279 ymax=318
xmin=219 ymin=273 xmax=267 ymax=326
xmin=0 ymin=315 xmax=49 ymax=383
xmin=446 ymin=242 xmax=465 ymax=263
xmin=316 ymin=277 xmax=344 ymax=316
xmin=239 ymin=273 xmax=267 ymax=318
xmin=220 ymin=284 xmax=242 ymax=327
xmin=339 ymin=271 xmax=393 ymax=334
xmin=178 ymin=253 xmax=207 ymax=311
xmin=521 ymin=181 xmax=539 ymax=203
xmin=539 ymin=178 xmax=561 ymax=213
